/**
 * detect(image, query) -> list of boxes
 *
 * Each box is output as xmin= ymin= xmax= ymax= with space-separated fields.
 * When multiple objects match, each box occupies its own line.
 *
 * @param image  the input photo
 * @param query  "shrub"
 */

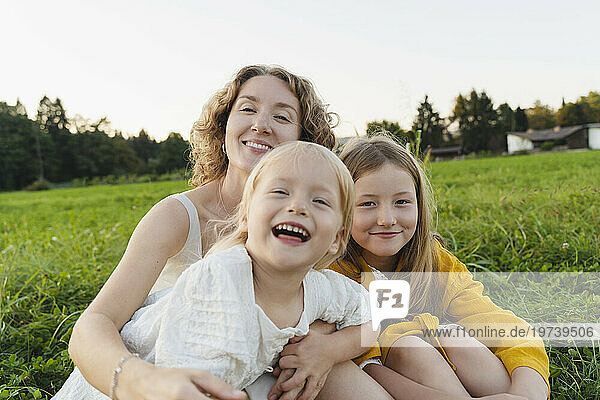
xmin=24 ymin=178 xmax=52 ymax=191
xmin=541 ymin=141 xmax=555 ymax=151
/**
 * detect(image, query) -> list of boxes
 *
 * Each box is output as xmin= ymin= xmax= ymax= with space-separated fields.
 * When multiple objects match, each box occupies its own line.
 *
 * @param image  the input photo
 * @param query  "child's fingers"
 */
xmin=272 ymin=366 xmax=282 ymax=377
xmin=297 ymin=376 xmax=324 ymax=400
xmin=277 ymin=355 xmax=300 ymax=369
xmin=189 ymin=370 xmax=247 ymax=400
xmin=279 ymin=343 xmax=301 ymax=356
xmin=278 ymin=384 xmax=304 ymax=400
xmin=279 ymin=370 xmax=308 ymax=392
xmin=314 ymin=375 xmax=327 ymax=400
xmin=268 ymin=368 xmax=295 ymax=399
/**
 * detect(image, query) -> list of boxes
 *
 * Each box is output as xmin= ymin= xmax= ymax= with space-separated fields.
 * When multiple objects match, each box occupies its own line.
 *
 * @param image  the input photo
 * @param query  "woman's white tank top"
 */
xmin=149 ymin=193 xmax=203 ymax=294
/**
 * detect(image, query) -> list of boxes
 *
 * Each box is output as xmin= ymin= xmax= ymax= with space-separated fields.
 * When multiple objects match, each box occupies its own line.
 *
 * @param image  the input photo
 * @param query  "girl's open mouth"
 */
xmin=272 ymin=223 xmax=311 ymax=243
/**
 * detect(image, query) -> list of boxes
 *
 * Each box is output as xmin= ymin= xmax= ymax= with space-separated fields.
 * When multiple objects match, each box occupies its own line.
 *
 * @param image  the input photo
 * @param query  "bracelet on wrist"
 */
xmin=110 ymin=353 xmax=139 ymax=400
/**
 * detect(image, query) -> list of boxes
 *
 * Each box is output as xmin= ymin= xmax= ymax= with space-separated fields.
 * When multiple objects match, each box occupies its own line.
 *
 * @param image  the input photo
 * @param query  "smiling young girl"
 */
xmin=55 ymin=141 xmax=382 ymax=400
xmin=66 ymin=65 xmax=391 ymax=400
xmin=328 ymin=135 xmax=550 ymax=400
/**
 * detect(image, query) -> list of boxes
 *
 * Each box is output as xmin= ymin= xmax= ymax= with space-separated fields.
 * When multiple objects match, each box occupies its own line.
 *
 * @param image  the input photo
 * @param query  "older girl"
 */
xmin=327 ymin=135 xmax=550 ymax=400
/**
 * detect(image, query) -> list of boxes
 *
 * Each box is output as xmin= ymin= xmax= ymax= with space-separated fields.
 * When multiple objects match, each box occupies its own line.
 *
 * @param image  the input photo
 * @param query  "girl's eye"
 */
xmin=396 ymin=200 xmax=409 ymax=205
xmin=314 ymin=198 xmax=330 ymax=206
xmin=273 ymin=189 xmax=288 ymax=195
xmin=358 ymin=201 xmax=376 ymax=207
xmin=240 ymin=107 xmax=255 ymax=113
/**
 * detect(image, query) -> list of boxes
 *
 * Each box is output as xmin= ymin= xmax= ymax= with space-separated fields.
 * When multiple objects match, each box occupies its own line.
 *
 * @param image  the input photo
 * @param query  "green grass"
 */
xmin=1 ymin=150 xmax=599 ymax=398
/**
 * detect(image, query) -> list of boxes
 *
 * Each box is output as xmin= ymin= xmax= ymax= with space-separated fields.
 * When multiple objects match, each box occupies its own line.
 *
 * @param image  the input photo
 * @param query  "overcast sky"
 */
xmin=2 ymin=0 xmax=599 ymax=141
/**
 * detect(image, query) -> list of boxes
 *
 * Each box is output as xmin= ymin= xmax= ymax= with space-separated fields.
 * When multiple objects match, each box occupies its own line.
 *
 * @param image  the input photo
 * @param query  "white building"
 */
xmin=506 ymin=124 xmax=600 ymax=154
xmin=588 ymin=123 xmax=600 ymax=149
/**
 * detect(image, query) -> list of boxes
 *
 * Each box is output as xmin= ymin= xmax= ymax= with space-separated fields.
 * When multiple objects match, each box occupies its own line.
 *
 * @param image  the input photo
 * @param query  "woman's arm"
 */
xmin=68 ymin=198 xmax=244 ymax=399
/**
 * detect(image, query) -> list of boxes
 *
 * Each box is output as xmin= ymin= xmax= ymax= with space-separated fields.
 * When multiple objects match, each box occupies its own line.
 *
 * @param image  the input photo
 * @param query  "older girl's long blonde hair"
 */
xmin=337 ymin=135 xmax=444 ymax=316
xmin=189 ymin=65 xmax=338 ymax=187
xmin=209 ymin=141 xmax=354 ymax=270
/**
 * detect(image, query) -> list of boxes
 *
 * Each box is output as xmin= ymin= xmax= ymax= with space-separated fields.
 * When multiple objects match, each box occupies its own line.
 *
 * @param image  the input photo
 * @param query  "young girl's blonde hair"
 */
xmin=337 ymin=135 xmax=443 ymax=316
xmin=189 ymin=65 xmax=338 ymax=187
xmin=209 ymin=141 xmax=354 ymax=270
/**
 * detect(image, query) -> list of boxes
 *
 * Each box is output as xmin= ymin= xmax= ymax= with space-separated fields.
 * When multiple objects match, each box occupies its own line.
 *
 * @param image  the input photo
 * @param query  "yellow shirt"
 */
xmin=328 ymin=245 xmax=550 ymax=387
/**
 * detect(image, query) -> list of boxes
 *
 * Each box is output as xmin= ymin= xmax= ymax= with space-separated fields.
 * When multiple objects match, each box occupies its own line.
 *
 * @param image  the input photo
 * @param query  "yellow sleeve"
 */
xmin=327 ymin=261 xmax=381 ymax=366
xmin=353 ymin=342 xmax=382 ymax=365
xmin=440 ymin=248 xmax=550 ymax=387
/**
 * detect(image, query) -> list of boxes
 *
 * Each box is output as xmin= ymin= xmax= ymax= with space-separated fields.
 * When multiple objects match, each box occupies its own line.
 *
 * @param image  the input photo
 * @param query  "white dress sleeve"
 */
xmin=306 ymin=269 xmax=371 ymax=330
xmin=153 ymin=246 xmax=256 ymax=382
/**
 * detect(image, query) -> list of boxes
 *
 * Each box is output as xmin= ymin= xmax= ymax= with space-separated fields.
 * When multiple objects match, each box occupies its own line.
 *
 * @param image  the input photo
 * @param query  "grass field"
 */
xmin=1 ymin=150 xmax=599 ymax=399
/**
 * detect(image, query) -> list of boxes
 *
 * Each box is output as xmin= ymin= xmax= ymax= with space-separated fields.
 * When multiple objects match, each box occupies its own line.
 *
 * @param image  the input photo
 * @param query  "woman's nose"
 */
xmin=251 ymin=112 xmax=271 ymax=135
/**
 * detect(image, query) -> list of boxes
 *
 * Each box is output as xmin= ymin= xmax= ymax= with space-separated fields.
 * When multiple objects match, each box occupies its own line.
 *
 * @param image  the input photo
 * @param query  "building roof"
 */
xmin=507 ymin=125 xmax=585 ymax=141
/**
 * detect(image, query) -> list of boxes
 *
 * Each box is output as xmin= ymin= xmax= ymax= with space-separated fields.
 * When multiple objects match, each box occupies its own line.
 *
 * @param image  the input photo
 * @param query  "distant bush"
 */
xmin=541 ymin=141 xmax=555 ymax=151
xmin=465 ymin=149 xmax=495 ymax=159
xmin=66 ymin=170 xmax=187 ymax=189
xmin=24 ymin=178 xmax=52 ymax=191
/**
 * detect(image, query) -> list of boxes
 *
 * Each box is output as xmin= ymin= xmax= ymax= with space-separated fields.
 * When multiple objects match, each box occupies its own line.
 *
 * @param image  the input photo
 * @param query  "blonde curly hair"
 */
xmin=189 ymin=65 xmax=338 ymax=187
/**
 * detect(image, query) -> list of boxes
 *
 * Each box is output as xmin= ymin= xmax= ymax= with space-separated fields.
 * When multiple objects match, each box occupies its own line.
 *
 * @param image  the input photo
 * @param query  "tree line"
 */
xmin=0 ymin=96 xmax=190 ymax=191
xmin=2 ymin=91 xmax=599 ymax=191
xmin=367 ymin=90 xmax=600 ymax=155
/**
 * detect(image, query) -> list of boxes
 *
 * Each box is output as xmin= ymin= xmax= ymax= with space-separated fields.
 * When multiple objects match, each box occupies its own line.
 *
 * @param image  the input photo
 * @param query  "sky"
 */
xmin=2 ymin=0 xmax=599 ymax=141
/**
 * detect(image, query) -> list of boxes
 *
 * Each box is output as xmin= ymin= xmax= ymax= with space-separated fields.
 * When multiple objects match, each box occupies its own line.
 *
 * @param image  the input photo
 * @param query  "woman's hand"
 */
xmin=476 ymin=395 xmax=527 ymax=400
xmin=116 ymin=359 xmax=247 ymax=400
xmin=267 ymin=331 xmax=335 ymax=400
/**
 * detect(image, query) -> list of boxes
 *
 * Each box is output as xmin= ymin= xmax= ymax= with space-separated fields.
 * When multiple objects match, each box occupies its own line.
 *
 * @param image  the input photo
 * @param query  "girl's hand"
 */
xmin=116 ymin=359 xmax=247 ymax=400
xmin=269 ymin=367 xmax=304 ymax=400
xmin=268 ymin=331 xmax=335 ymax=400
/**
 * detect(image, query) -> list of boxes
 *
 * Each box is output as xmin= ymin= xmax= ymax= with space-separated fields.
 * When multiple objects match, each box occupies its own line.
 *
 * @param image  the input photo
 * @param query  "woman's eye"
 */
xmin=274 ymin=115 xmax=291 ymax=122
xmin=396 ymin=199 xmax=410 ymax=205
xmin=273 ymin=189 xmax=287 ymax=195
xmin=240 ymin=107 xmax=255 ymax=113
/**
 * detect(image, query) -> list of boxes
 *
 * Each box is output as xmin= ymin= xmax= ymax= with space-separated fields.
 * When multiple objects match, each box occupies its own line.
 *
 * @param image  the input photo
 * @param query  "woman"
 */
xmin=67 ymin=65 xmax=392 ymax=400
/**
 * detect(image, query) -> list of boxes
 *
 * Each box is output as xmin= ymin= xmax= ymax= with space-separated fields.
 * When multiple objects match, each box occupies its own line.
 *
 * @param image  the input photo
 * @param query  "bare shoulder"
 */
xmin=132 ymin=195 xmax=192 ymax=258
xmin=135 ymin=185 xmax=218 ymax=255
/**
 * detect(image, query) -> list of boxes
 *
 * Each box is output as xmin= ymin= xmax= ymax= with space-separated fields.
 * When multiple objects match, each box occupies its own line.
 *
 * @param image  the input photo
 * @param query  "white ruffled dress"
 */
xmin=53 ymin=245 xmax=371 ymax=398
